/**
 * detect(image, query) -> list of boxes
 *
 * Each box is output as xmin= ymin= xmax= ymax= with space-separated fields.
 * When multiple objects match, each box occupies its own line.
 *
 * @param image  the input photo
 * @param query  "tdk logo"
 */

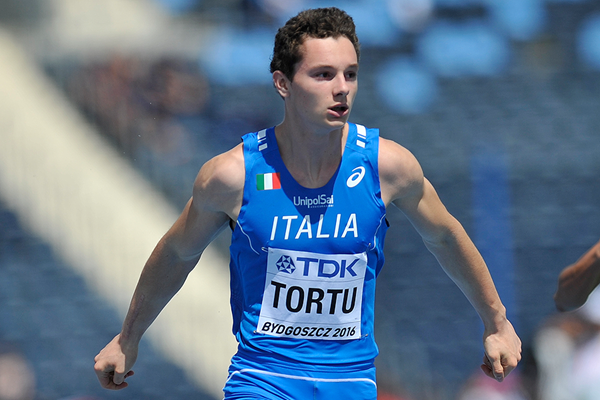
xmin=297 ymin=256 xmax=359 ymax=278
xmin=276 ymin=255 xmax=296 ymax=274
xmin=275 ymin=254 xmax=359 ymax=279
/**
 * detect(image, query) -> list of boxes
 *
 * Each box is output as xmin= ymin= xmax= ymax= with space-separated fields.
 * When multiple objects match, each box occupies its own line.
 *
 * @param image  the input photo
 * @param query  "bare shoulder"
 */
xmin=193 ymin=143 xmax=245 ymax=219
xmin=378 ymin=137 xmax=424 ymax=206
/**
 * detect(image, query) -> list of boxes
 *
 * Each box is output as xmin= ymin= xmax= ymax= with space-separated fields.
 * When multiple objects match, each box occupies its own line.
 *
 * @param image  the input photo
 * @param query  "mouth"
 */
xmin=329 ymin=104 xmax=349 ymax=116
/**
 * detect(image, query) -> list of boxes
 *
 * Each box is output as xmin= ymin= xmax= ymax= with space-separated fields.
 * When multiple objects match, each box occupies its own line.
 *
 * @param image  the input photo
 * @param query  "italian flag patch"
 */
xmin=256 ymin=173 xmax=281 ymax=190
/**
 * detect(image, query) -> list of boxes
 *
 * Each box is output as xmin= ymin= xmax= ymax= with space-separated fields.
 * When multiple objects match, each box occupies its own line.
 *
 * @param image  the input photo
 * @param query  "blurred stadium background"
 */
xmin=1 ymin=0 xmax=600 ymax=399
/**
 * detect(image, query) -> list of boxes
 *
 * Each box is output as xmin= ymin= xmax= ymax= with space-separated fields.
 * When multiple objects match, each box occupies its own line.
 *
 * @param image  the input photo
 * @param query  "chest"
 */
xmin=240 ymin=158 xmax=383 ymax=255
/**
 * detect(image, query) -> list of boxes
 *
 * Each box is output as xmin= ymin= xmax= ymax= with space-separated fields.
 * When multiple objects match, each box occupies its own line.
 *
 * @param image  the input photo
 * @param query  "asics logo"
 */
xmin=346 ymin=166 xmax=365 ymax=188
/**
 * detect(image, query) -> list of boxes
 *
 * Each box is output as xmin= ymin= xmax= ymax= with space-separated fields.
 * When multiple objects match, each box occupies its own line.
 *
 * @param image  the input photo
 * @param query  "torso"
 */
xmin=227 ymin=123 xmax=388 ymax=368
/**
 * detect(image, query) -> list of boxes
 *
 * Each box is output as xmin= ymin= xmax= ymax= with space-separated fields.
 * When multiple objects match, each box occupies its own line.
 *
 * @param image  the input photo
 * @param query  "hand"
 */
xmin=94 ymin=334 xmax=138 ymax=390
xmin=480 ymin=319 xmax=522 ymax=382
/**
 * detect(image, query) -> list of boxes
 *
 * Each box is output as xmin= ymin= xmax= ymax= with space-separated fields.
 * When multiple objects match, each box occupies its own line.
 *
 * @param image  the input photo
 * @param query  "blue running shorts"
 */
xmin=223 ymin=357 xmax=377 ymax=400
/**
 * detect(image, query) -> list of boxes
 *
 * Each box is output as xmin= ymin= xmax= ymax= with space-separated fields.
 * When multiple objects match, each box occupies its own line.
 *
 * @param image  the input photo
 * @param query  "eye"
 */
xmin=346 ymin=71 xmax=358 ymax=80
xmin=316 ymin=71 xmax=332 ymax=79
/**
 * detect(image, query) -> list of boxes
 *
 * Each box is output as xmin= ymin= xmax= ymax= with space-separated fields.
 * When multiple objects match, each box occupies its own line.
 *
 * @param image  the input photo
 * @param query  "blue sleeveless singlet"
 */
xmin=228 ymin=122 xmax=388 ymax=369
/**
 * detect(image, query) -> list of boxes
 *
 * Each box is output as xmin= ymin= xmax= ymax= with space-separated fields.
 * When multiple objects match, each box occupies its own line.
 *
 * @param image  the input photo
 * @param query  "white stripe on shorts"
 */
xmin=225 ymin=368 xmax=377 ymax=387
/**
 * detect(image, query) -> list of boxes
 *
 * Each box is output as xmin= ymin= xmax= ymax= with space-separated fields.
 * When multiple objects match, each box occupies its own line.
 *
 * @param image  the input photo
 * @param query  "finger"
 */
xmin=95 ymin=370 xmax=126 ymax=390
xmin=491 ymin=356 xmax=505 ymax=382
xmin=94 ymin=361 xmax=113 ymax=388
xmin=96 ymin=371 xmax=113 ymax=389
xmin=112 ymin=380 xmax=129 ymax=390
xmin=481 ymin=353 xmax=504 ymax=382
xmin=94 ymin=360 xmax=132 ymax=390
xmin=113 ymin=368 xmax=128 ymax=386
xmin=103 ymin=372 xmax=131 ymax=390
xmin=107 ymin=380 xmax=129 ymax=390
xmin=480 ymin=355 xmax=494 ymax=379
xmin=501 ymin=353 xmax=520 ymax=378
xmin=480 ymin=363 xmax=494 ymax=379
xmin=113 ymin=368 xmax=135 ymax=386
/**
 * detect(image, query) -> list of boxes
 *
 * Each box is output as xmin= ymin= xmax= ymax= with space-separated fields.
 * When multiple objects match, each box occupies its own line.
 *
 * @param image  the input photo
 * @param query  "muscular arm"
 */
xmin=554 ymin=239 xmax=600 ymax=312
xmin=94 ymin=144 xmax=244 ymax=389
xmin=379 ymin=138 xmax=521 ymax=382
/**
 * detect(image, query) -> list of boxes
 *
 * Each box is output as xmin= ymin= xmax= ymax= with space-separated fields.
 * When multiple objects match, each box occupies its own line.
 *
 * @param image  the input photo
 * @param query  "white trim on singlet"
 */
xmin=236 ymin=220 xmax=260 ymax=255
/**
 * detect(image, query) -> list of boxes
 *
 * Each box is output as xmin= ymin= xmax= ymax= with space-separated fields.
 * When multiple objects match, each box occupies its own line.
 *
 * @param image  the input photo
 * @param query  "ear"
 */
xmin=272 ymin=70 xmax=291 ymax=98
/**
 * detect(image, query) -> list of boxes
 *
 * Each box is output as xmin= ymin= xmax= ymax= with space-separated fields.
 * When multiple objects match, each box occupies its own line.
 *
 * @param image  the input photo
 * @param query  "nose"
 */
xmin=333 ymin=74 xmax=350 ymax=97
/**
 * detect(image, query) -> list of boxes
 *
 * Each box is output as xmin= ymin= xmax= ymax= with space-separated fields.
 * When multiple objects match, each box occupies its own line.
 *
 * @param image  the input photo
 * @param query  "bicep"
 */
xmin=393 ymin=177 xmax=459 ymax=245
xmin=164 ymin=196 xmax=231 ymax=262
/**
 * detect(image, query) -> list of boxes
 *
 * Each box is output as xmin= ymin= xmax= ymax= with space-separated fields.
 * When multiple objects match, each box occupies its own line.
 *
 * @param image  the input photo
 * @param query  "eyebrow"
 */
xmin=309 ymin=63 xmax=359 ymax=71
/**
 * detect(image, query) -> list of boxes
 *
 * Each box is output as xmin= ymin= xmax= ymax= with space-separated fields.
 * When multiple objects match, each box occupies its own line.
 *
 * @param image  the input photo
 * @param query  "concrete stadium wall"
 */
xmin=0 ymin=28 xmax=236 ymax=399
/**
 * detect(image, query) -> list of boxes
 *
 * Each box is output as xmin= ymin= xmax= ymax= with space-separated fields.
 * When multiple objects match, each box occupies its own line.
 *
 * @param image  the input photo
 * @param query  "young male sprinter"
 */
xmin=94 ymin=7 xmax=521 ymax=399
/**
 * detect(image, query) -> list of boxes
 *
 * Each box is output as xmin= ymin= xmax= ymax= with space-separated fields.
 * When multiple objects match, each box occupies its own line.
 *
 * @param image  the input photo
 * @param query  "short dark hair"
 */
xmin=270 ymin=7 xmax=361 ymax=81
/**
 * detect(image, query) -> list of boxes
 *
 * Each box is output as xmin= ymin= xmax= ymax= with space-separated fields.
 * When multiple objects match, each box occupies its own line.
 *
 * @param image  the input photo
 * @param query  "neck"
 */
xmin=275 ymin=121 xmax=348 ymax=189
